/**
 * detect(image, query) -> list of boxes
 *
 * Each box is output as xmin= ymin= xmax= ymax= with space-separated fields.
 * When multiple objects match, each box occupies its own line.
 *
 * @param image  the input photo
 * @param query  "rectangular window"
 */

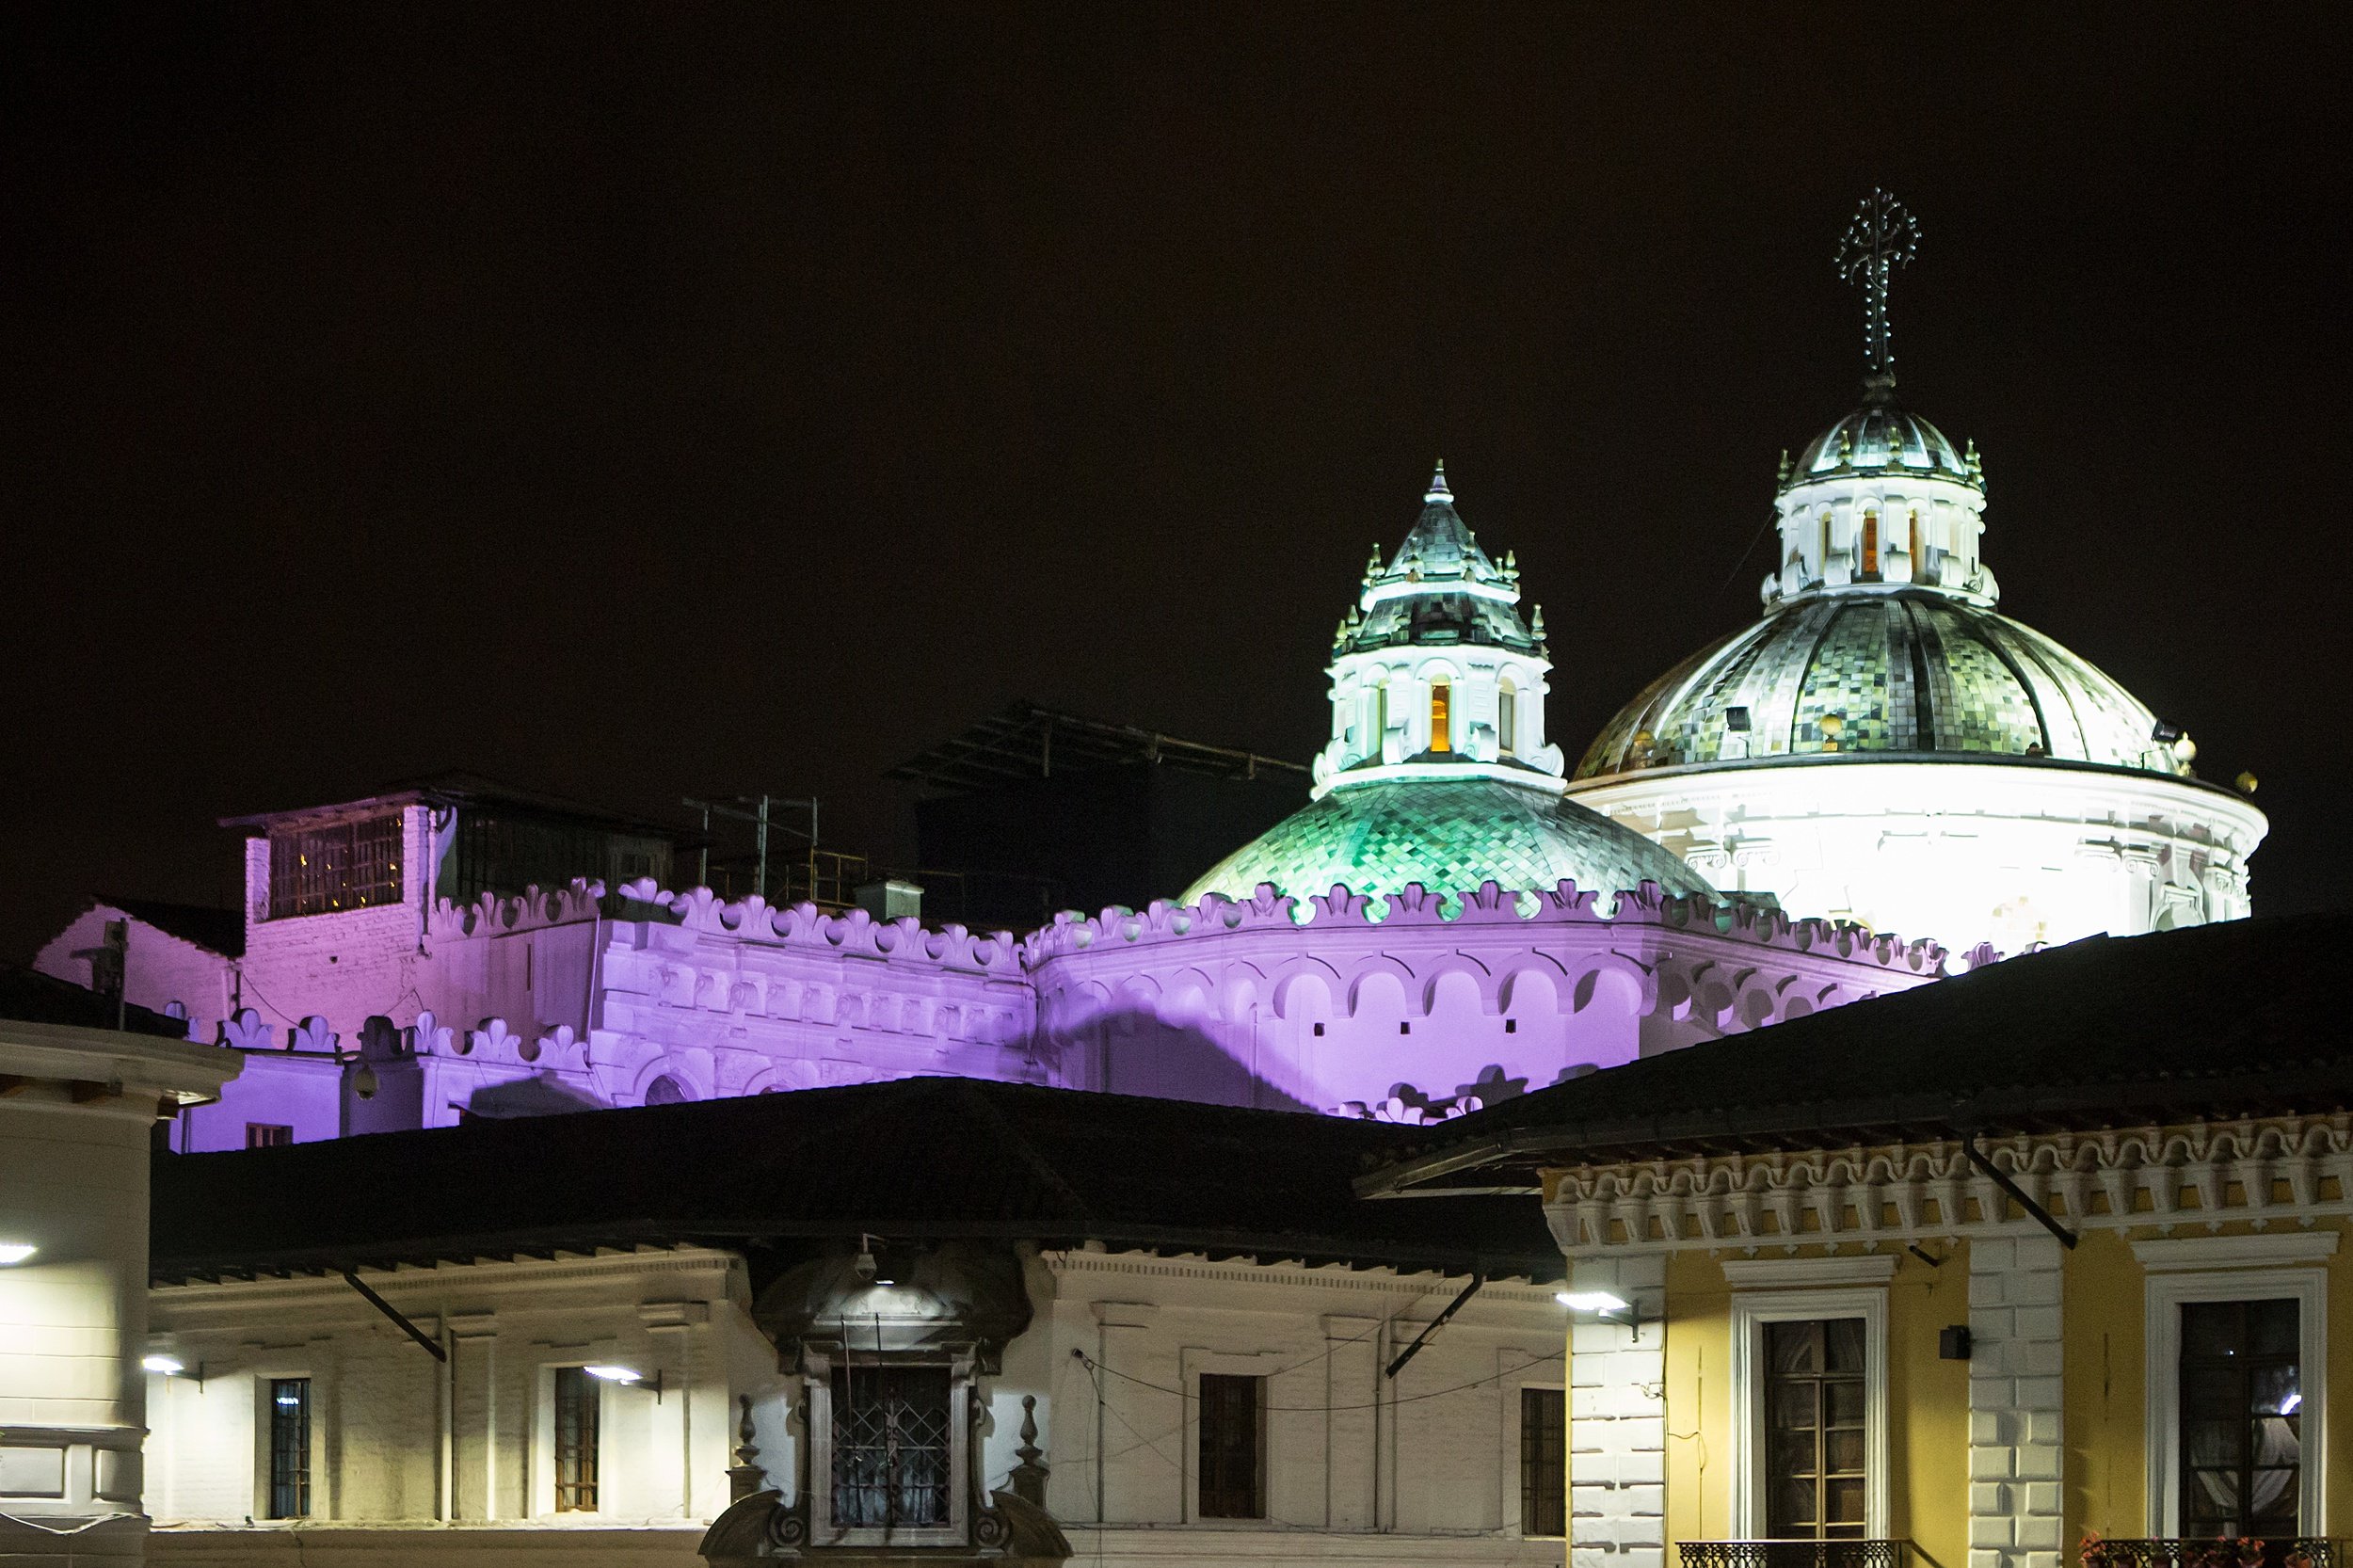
xmin=266 ymin=1378 xmax=311 ymax=1519
xmin=1764 ymin=1319 xmax=1868 ymax=1539
xmin=1860 ymin=512 xmax=1881 ymax=579
xmin=1521 ymin=1386 xmax=1566 ymax=1536
xmin=1498 ymin=687 xmax=1518 ymax=755
xmin=831 ymin=1365 xmax=952 ymax=1528
xmin=2180 ymin=1299 xmax=2301 ymax=1537
xmin=1429 ymin=682 xmax=1452 ymax=754
xmin=553 ymin=1367 xmax=600 ymax=1513
xmin=246 ymin=1123 xmax=293 ymax=1148
xmin=267 ymin=813 xmax=403 ymax=919
xmin=1198 ymin=1372 xmax=1263 ymax=1519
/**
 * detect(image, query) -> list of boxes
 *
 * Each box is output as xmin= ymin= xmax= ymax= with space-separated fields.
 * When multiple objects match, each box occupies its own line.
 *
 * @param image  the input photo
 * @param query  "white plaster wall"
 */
xmin=2 ymin=1024 xmax=236 ymax=1567
xmin=145 ymin=1246 xmax=1568 ymax=1564
xmin=31 ymin=906 xmax=234 ymax=1041
xmin=147 ymin=1250 xmax=753 ymax=1529
xmin=1569 ymin=759 xmax=2265 ymax=952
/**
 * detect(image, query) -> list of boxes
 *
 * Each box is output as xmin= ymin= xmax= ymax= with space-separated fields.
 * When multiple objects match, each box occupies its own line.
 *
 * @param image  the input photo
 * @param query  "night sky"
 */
xmin=6 ymin=4 xmax=2347 ymax=960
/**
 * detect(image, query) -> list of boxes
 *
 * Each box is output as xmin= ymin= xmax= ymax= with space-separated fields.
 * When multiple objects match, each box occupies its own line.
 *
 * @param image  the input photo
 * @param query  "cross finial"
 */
xmin=1425 ymin=460 xmax=1451 ymax=504
xmin=1834 ymin=188 xmax=1920 ymax=382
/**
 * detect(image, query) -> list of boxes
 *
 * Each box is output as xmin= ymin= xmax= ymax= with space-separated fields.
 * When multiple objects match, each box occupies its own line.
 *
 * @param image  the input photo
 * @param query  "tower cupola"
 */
xmin=1310 ymin=466 xmax=1566 ymax=797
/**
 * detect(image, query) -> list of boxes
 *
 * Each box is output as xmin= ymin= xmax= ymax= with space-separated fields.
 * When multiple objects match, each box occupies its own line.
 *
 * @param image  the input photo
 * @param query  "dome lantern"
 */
xmin=1310 ymin=466 xmax=1565 ymax=796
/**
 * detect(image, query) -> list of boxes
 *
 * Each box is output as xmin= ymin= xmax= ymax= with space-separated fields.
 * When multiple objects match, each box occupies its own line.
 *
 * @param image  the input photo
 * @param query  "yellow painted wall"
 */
xmin=1664 ymin=1251 xmax=1733 ymax=1546
xmin=2068 ymin=1217 xmax=2353 ymax=1546
xmin=2063 ymin=1228 xmax=2144 ymax=1547
xmin=1891 ymin=1247 xmax=1972 ymax=1568
xmin=1659 ymin=1247 xmax=1969 ymax=1563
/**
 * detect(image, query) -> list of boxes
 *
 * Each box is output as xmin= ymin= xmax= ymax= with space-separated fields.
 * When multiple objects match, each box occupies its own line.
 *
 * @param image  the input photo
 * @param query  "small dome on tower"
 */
xmin=1786 ymin=375 xmax=1977 ymax=492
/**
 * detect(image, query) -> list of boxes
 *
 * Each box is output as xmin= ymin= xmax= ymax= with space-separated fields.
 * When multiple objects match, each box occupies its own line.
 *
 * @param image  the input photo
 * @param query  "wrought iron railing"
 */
xmin=2087 ymin=1542 xmax=2340 ymax=1568
xmin=1679 ymin=1542 xmax=1908 ymax=1568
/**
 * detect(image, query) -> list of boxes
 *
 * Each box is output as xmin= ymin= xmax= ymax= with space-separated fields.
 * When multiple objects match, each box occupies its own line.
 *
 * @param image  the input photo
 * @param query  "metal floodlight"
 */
xmin=582 ymin=1364 xmax=642 ymax=1384
xmin=143 ymin=1355 xmax=186 ymax=1375
xmin=0 ymin=1242 xmax=36 ymax=1266
xmin=1555 ymin=1290 xmax=1646 ymax=1340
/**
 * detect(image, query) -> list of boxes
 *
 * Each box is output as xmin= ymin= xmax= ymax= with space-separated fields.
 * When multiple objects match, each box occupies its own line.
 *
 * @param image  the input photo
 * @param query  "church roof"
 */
xmin=148 ymin=1076 xmax=1565 ymax=1285
xmin=1182 ymin=777 xmax=1711 ymax=915
xmin=1575 ymin=589 xmax=2193 ymax=781
xmin=1785 ymin=375 xmax=1977 ymax=493
xmin=1337 ymin=466 xmax=1539 ymax=656
xmin=1361 ymin=912 xmax=2342 ymax=1192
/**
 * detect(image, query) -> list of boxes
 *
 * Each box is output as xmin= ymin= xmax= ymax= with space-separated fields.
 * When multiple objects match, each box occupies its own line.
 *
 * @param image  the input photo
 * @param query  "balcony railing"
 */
xmin=1679 ymin=1542 xmax=1908 ymax=1568
xmin=2087 ymin=1542 xmax=2341 ymax=1568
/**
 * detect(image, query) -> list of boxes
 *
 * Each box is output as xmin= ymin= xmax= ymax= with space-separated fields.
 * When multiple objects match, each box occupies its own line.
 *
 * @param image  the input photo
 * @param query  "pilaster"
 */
xmin=1967 ymin=1235 xmax=2066 ymax=1568
xmin=1569 ymin=1253 xmax=1665 ymax=1568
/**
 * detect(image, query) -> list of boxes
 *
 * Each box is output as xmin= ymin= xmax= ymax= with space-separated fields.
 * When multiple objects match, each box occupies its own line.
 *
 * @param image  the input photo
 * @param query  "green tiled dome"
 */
xmin=1576 ymin=589 xmax=2188 ymax=780
xmin=1181 ymin=778 xmax=1712 ymax=914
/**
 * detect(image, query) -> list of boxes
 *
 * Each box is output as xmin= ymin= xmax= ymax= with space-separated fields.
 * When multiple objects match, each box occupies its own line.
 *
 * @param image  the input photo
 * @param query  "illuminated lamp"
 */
xmin=1555 ymin=1289 xmax=1646 ymax=1340
xmin=0 ymin=1242 xmax=35 ymax=1266
xmin=142 ymin=1354 xmax=186 ymax=1375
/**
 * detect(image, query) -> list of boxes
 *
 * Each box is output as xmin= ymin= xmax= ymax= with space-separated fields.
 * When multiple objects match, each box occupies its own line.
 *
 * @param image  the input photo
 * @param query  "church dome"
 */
xmin=1182 ymin=777 xmax=1711 ymax=914
xmin=1785 ymin=376 xmax=1977 ymax=491
xmin=1574 ymin=589 xmax=2194 ymax=781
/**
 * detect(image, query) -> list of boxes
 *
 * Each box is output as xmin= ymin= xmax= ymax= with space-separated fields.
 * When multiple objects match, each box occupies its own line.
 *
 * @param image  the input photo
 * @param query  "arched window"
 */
xmin=1372 ymin=677 xmax=1390 ymax=744
xmin=1430 ymin=680 xmax=1452 ymax=754
xmin=1860 ymin=510 xmax=1881 ymax=580
xmin=1818 ymin=511 xmax=1833 ymax=579
xmin=643 ymin=1075 xmax=688 ymax=1106
xmin=1907 ymin=508 xmax=1922 ymax=576
xmin=1498 ymin=681 xmax=1518 ymax=756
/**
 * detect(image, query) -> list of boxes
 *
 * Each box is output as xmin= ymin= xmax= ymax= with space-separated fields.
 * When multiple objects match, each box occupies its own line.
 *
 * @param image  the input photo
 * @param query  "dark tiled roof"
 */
xmin=97 ymin=895 xmax=245 ymax=958
xmin=1364 ymin=913 xmax=2347 ymax=1192
xmin=0 ymin=965 xmax=192 ymax=1037
xmin=150 ymin=1077 xmax=1562 ymax=1284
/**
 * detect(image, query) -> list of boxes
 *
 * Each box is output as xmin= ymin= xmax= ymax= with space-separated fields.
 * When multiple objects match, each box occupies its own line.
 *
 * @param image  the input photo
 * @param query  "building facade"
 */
xmin=139 ymin=1077 xmax=1575 ymax=1568
xmin=1361 ymin=914 xmax=2343 ymax=1568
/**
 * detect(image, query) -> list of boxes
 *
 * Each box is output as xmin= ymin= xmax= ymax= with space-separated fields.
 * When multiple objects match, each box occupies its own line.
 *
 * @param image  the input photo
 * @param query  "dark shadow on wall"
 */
xmin=463 ymin=1072 xmax=607 ymax=1120
xmin=1089 ymin=1009 xmax=1321 ymax=1114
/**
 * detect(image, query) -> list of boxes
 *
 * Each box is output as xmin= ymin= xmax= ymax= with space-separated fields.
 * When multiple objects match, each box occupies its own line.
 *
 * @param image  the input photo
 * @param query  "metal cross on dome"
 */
xmin=1835 ymin=188 xmax=1921 ymax=379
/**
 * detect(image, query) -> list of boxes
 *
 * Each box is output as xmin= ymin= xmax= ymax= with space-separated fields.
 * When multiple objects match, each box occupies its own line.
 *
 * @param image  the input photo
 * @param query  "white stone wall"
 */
xmin=1031 ymin=889 xmax=1941 ymax=1118
xmin=1564 ymin=1255 xmax=1663 ymax=1568
xmin=1967 ymin=1233 xmax=2066 ymax=1568
xmin=31 ymin=905 xmax=235 ymax=1041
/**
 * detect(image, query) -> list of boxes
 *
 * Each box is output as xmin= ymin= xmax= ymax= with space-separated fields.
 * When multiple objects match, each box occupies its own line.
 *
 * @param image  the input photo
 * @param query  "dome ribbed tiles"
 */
xmin=1180 ymin=778 xmax=1711 ymax=915
xmin=1575 ymin=590 xmax=2184 ymax=780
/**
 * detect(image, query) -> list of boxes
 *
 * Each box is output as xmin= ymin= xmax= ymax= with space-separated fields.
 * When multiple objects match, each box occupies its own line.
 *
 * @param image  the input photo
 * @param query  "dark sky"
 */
xmin=5 ymin=3 xmax=2347 ymax=960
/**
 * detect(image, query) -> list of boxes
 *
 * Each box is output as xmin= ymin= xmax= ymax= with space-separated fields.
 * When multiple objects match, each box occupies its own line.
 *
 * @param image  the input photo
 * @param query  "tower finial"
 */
xmin=1834 ymin=188 xmax=1920 ymax=383
xmin=1425 ymin=460 xmax=1451 ymax=504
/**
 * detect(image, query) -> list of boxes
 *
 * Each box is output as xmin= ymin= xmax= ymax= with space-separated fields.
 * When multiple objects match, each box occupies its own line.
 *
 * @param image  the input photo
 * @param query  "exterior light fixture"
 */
xmin=0 ymin=1242 xmax=35 ymax=1266
xmin=142 ymin=1355 xmax=186 ymax=1375
xmin=1555 ymin=1290 xmax=1646 ymax=1340
xmin=584 ymin=1363 xmax=664 ymax=1401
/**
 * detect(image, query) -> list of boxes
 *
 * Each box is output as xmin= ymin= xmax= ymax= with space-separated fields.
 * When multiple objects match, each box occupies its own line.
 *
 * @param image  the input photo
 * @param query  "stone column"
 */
xmin=1568 ymin=1254 xmax=1666 ymax=1568
xmin=1968 ymin=1234 xmax=2067 ymax=1568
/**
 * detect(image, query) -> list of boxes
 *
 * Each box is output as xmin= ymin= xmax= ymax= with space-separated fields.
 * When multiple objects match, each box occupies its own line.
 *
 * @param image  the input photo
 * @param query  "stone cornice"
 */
xmin=1544 ymin=1114 xmax=2353 ymax=1254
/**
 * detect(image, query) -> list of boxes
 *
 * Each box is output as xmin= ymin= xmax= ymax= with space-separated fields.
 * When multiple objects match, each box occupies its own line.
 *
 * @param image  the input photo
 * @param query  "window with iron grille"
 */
xmin=266 ymin=1378 xmax=311 ymax=1518
xmin=1764 ymin=1319 xmax=1868 ymax=1539
xmin=553 ymin=1367 xmax=600 ymax=1512
xmin=2180 ymin=1298 xmax=2301 ymax=1536
xmin=1197 ymin=1373 xmax=1263 ymax=1519
xmin=246 ymin=1123 xmax=293 ymax=1148
xmin=831 ymin=1366 xmax=952 ymax=1528
xmin=267 ymin=813 xmax=403 ymax=919
xmin=1521 ymin=1386 xmax=1566 ymax=1536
